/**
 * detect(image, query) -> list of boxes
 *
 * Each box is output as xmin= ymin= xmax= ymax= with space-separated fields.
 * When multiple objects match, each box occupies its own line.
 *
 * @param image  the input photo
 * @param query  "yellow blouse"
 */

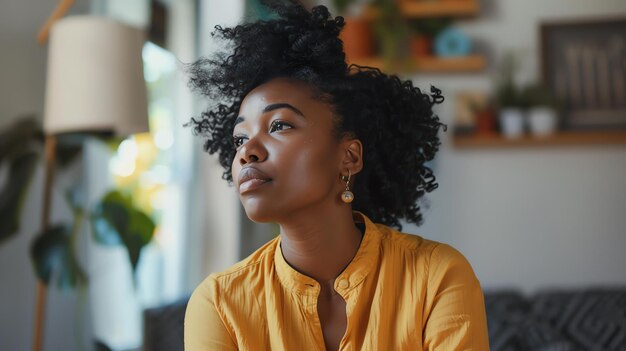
xmin=185 ymin=212 xmax=490 ymax=350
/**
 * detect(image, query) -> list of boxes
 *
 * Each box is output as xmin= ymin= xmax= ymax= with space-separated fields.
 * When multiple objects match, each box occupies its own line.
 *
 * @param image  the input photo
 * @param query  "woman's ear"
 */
xmin=340 ymin=138 xmax=363 ymax=175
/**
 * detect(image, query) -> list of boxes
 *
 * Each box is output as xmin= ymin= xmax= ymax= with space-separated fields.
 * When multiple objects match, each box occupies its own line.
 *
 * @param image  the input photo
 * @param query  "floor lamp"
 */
xmin=35 ymin=16 xmax=149 ymax=351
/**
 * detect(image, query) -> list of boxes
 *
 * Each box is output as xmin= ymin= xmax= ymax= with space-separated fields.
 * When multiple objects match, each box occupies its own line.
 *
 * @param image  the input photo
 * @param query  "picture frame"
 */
xmin=541 ymin=17 xmax=626 ymax=130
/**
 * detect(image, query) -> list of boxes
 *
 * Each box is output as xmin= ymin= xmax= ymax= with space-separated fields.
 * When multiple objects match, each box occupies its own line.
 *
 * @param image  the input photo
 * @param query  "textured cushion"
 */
xmin=532 ymin=289 xmax=626 ymax=350
xmin=484 ymin=288 xmax=626 ymax=351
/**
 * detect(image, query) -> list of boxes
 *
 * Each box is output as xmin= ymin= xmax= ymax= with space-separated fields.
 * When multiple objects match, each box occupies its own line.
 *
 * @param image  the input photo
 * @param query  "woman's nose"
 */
xmin=239 ymin=137 xmax=268 ymax=165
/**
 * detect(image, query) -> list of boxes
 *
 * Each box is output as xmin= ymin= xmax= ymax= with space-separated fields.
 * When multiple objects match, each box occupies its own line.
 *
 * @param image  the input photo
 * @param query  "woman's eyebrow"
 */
xmin=262 ymin=103 xmax=306 ymax=118
xmin=235 ymin=102 xmax=306 ymax=126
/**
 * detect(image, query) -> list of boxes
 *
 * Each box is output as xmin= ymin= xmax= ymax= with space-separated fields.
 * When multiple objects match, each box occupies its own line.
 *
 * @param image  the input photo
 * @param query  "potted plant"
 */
xmin=0 ymin=117 xmax=156 ymax=349
xmin=521 ymin=83 xmax=561 ymax=137
xmin=409 ymin=18 xmax=451 ymax=58
xmin=370 ymin=0 xmax=409 ymax=62
xmin=495 ymin=52 xmax=525 ymax=138
xmin=471 ymin=99 xmax=497 ymax=135
xmin=333 ymin=0 xmax=375 ymax=62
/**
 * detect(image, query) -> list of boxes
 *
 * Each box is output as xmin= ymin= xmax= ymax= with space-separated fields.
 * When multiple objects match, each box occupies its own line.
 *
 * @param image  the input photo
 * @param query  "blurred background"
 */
xmin=1 ymin=0 xmax=625 ymax=350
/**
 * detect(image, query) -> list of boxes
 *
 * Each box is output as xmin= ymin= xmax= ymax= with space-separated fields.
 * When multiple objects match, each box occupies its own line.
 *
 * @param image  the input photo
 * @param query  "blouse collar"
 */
xmin=274 ymin=211 xmax=383 ymax=296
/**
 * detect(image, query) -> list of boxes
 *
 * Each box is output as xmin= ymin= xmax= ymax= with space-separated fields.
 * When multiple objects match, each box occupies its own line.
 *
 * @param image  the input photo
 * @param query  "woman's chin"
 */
xmin=241 ymin=202 xmax=277 ymax=223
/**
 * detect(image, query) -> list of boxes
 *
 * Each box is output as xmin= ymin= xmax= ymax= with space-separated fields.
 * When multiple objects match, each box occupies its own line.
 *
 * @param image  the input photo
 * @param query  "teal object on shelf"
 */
xmin=434 ymin=28 xmax=472 ymax=57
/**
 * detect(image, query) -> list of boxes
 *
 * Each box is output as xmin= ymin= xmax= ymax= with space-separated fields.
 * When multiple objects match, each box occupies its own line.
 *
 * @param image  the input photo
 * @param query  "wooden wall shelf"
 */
xmin=364 ymin=0 xmax=479 ymax=19
xmin=350 ymin=55 xmax=485 ymax=73
xmin=452 ymin=130 xmax=626 ymax=149
xmin=400 ymin=0 xmax=479 ymax=18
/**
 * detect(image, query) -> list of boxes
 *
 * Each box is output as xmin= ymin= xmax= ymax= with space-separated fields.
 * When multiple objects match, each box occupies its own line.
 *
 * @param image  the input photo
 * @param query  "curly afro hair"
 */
xmin=187 ymin=1 xmax=447 ymax=230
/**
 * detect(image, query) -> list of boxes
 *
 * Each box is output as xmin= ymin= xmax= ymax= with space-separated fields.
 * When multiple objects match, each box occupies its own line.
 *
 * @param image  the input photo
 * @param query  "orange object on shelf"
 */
xmin=475 ymin=109 xmax=497 ymax=135
xmin=398 ymin=0 xmax=479 ymax=17
xmin=410 ymin=36 xmax=433 ymax=57
xmin=340 ymin=16 xmax=374 ymax=62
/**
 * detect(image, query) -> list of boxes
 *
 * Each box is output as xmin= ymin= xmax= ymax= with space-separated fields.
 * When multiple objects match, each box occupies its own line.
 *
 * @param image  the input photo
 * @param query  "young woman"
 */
xmin=185 ymin=3 xmax=489 ymax=350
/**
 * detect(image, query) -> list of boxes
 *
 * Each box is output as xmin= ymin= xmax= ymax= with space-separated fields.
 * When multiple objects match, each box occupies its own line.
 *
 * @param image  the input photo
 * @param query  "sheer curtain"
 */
xmin=84 ymin=0 xmax=200 ymax=349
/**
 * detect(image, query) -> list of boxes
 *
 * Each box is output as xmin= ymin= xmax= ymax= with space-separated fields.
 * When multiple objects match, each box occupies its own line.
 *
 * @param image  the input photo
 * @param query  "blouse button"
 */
xmin=338 ymin=279 xmax=349 ymax=289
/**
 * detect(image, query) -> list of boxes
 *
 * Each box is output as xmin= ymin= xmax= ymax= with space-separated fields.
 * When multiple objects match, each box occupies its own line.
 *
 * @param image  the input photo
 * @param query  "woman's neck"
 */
xmin=278 ymin=205 xmax=363 ymax=284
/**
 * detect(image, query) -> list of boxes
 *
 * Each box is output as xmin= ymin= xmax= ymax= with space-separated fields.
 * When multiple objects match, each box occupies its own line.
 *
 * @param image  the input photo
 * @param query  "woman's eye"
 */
xmin=233 ymin=136 xmax=247 ymax=148
xmin=269 ymin=120 xmax=293 ymax=133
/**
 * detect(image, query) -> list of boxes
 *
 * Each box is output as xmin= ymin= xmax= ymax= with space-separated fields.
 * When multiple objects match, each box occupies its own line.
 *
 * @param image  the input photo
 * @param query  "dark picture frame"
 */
xmin=541 ymin=17 xmax=626 ymax=130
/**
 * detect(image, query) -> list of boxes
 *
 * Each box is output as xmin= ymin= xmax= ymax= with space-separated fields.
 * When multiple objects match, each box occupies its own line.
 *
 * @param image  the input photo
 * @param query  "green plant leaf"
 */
xmin=65 ymin=186 xmax=85 ymax=217
xmin=90 ymin=191 xmax=130 ymax=246
xmin=0 ymin=117 xmax=42 ymax=161
xmin=0 ymin=149 xmax=39 ymax=244
xmin=91 ymin=201 xmax=127 ymax=246
xmin=372 ymin=1 xmax=409 ymax=61
xmin=0 ymin=117 xmax=41 ymax=244
xmin=90 ymin=190 xmax=155 ymax=272
xmin=332 ymin=0 xmax=355 ymax=14
xmin=56 ymin=141 xmax=83 ymax=169
xmin=30 ymin=224 xmax=87 ymax=289
xmin=94 ymin=340 xmax=113 ymax=351
xmin=520 ymin=83 xmax=562 ymax=110
xmin=409 ymin=18 xmax=451 ymax=36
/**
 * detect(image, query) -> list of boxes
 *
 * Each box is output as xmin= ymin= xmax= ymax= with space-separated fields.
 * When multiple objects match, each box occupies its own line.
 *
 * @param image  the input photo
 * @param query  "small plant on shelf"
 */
xmin=409 ymin=18 xmax=451 ymax=58
xmin=521 ymin=83 xmax=561 ymax=110
xmin=495 ymin=52 xmax=526 ymax=138
xmin=495 ymin=52 xmax=524 ymax=108
xmin=521 ymin=83 xmax=562 ymax=136
xmin=335 ymin=0 xmax=376 ymax=62
xmin=371 ymin=0 xmax=410 ymax=61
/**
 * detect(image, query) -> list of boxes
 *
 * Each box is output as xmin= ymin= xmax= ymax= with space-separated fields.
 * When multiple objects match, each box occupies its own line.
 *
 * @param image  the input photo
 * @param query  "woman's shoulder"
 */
xmin=195 ymin=236 xmax=279 ymax=295
xmin=377 ymin=224 xmax=472 ymax=269
xmin=377 ymin=223 xmax=439 ymax=254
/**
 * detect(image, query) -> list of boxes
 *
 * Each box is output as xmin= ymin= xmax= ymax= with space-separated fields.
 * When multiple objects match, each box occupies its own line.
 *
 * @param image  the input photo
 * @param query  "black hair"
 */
xmin=187 ymin=2 xmax=446 ymax=229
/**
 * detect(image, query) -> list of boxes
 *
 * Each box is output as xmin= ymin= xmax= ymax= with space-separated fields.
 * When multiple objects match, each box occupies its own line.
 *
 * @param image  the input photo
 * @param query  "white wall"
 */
xmin=402 ymin=0 xmax=626 ymax=294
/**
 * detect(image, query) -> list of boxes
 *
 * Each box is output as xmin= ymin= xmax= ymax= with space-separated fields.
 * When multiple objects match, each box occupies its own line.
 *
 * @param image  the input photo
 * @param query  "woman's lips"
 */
xmin=238 ymin=167 xmax=272 ymax=194
xmin=239 ymin=178 xmax=271 ymax=194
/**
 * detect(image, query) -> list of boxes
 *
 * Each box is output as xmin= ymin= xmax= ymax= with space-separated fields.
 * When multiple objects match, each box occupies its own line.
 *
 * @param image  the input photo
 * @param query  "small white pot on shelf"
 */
xmin=528 ymin=107 xmax=558 ymax=137
xmin=499 ymin=108 xmax=525 ymax=138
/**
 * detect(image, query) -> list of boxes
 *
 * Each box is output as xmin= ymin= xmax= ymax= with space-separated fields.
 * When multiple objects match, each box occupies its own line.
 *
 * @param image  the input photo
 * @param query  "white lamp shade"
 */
xmin=44 ymin=16 xmax=149 ymax=136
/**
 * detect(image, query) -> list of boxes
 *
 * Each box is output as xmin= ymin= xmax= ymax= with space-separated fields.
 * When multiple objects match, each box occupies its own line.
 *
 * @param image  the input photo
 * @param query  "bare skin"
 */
xmin=231 ymin=78 xmax=364 ymax=350
xmin=317 ymin=280 xmax=349 ymax=350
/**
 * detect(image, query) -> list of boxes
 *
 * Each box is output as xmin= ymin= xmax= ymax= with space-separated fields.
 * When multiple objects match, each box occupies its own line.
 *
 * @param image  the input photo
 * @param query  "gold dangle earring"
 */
xmin=341 ymin=170 xmax=354 ymax=203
